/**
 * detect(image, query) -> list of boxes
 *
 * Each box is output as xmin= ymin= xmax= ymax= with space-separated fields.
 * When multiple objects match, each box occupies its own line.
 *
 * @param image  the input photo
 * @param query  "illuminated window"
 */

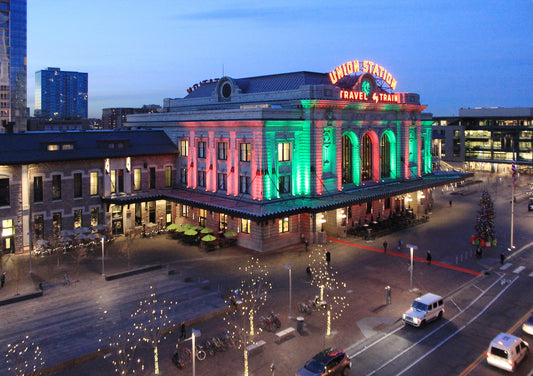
xmin=199 ymin=209 xmax=207 ymax=227
xmin=197 ymin=141 xmax=206 ymax=158
xmin=165 ymin=166 xmax=172 ymax=187
xmin=134 ymin=168 xmax=142 ymax=191
xmin=47 ymin=144 xmax=59 ymax=151
xmin=62 ymin=144 xmax=74 ymax=150
xmin=181 ymin=204 xmax=189 ymax=217
xmin=361 ymin=134 xmax=372 ymax=180
xmin=279 ymin=175 xmax=291 ymax=194
xmin=217 ymin=172 xmax=227 ymax=191
xmin=240 ymin=218 xmax=250 ymax=233
xmin=342 ymin=135 xmax=353 ymax=184
xmin=179 ymin=140 xmax=189 ymax=157
xmin=52 ymin=175 xmax=62 ymax=200
xmin=166 ymin=201 xmax=172 ymax=225
xmin=218 ymin=142 xmax=228 ymax=160
xmin=219 ymin=213 xmax=228 ymax=231
xmin=91 ymin=207 xmax=99 ymax=226
xmin=380 ymin=135 xmax=391 ymax=179
xmin=240 ymin=143 xmax=251 ymax=162
xmin=74 ymin=209 xmax=82 ymax=228
xmin=52 ymin=212 xmax=62 ymax=234
xmin=90 ymin=172 xmax=99 ymax=195
xmin=110 ymin=170 xmax=116 ymax=193
xmin=34 ymin=215 xmax=44 ymax=240
xmin=279 ymin=217 xmax=289 ymax=233
xmin=74 ymin=173 xmax=82 ymax=198
xmin=278 ymin=142 xmax=291 ymax=162
xmin=34 ymin=176 xmax=43 ymax=202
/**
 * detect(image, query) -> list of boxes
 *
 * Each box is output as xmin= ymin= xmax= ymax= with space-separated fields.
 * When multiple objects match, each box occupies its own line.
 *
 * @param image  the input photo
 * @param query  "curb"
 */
xmin=0 ymin=290 xmax=43 ymax=306
xmin=104 ymin=264 xmax=162 ymax=281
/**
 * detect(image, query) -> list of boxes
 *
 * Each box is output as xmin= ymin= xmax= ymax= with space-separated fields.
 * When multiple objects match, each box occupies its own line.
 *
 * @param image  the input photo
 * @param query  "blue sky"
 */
xmin=27 ymin=0 xmax=533 ymax=118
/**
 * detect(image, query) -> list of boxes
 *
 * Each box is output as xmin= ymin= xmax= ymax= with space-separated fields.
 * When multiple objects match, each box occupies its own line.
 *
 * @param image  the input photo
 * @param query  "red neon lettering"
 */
xmin=342 ymin=64 xmax=347 ymax=76
xmin=336 ymin=66 xmax=344 ymax=80
xmin=353 ymin=60 xmax=360 ymax=72
xmin=390 ymin=79 xmax=397 ymax=90
xmin=379 ymin=67 xmax=385 ymax=79
xmin=329 ymin=72 xmax=338 ymax=84
xmin=385 ymin=73 xmax=392 ymax=85
xmin=346 ymin=62 xmax=353 ymax=74
xmin=372 ymin=64 xmax=380 ymax=76
xmin=362 ymin=60 xmax=369 ymax=72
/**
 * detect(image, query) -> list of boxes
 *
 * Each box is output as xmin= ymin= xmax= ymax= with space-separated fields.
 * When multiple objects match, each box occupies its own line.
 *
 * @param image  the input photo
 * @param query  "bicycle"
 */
xmin=259 ymin=312 xmax=281 ymax=332
xmin=172 ymin=344 xmax=192 ymax=369
xmin=297 ymin=302 xmax=312 ymax=314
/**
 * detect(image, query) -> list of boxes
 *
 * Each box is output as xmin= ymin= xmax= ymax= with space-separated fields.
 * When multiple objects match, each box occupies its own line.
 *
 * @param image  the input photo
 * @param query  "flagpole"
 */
xmin=509 ymin=159 xmax=516 ymax=251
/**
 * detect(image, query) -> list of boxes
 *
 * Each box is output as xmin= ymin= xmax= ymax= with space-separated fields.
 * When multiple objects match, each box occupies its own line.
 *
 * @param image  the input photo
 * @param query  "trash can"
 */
xmin=297 ymin=316 xmax=305 ymax=334
xmin=385 ymin=286 xmax=391 ymax=305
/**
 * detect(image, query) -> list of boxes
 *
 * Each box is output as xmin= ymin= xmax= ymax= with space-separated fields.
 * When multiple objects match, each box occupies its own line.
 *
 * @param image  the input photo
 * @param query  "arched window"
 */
xmin=342 ymin=135 xmax=353 ymax=183
xmin=380 ymin=134 xmax=391 ymax=178
xmin=361 ymin=134 xmax=372 ymax=181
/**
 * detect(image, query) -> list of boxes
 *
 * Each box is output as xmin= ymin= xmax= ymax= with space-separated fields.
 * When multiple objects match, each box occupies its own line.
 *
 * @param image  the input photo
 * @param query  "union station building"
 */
xmin=0 ymin=60 xmax=470 ymax=254
xmin=123 ymin=61 xmax=469 ymax=251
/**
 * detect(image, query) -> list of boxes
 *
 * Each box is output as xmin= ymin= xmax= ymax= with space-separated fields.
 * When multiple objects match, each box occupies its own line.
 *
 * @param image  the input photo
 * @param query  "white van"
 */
xmin=487 ymin=333 xmax=529 ymax=372
xmin=402 ymin=293 xmax=444 ymax=327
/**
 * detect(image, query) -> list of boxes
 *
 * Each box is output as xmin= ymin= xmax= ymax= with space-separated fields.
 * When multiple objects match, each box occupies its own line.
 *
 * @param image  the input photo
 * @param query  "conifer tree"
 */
xmin=474 ymin=189 xmax=496 ymax=243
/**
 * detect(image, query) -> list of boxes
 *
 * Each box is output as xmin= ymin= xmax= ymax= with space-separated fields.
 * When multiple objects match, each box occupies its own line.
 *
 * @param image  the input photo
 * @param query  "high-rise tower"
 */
xmin=35 ymin=67 xmax=88 ymax=119
xmin=0 ymin=0 xmax=27 ymax=132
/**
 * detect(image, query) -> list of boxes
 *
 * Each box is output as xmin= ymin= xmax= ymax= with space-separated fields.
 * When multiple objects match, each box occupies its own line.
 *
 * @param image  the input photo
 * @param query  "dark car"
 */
xmin=296 ymin=348 xmax=351 ymax=376
xmin=528 ymin=198 xmax=533 ymax=211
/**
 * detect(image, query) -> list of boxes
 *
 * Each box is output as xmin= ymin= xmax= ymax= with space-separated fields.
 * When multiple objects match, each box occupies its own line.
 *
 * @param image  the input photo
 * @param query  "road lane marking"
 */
xmin=395 ymin=275 xmax=519 ymax=376
xmin=363 ymin=274 xmax=506 ymax=376
xmin=449 ymin=298 xmax=463 ymax=313
xmin=499 ymin=263 xmax=512 ymax=270
xmin=529 ymin=271 xmax=533 ymax=277
xmin=513 ymin=266 xmax=525 ymax=274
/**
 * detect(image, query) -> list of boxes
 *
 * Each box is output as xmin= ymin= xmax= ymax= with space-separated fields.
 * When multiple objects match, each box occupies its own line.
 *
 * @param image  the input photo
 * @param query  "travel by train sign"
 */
xmin=329 ymin=60 xmax=399 ymax=104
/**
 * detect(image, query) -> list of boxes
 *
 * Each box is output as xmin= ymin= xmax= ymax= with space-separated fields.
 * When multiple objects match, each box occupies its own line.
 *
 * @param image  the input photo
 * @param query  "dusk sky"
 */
xmin=27 ymin=0 xmax=532 ymax=118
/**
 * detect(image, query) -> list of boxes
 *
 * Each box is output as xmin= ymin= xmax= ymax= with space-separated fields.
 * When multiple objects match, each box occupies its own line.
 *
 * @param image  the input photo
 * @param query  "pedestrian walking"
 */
xmin=180 ymin=321 xmax=186 ymax=341
xmin=325 ymin=250 xmax=331 ymax=264
xmin=398 ymin=239 xmax=403 ymax=250
xmin=306 ymin=266 xmax=312 ymax=279
xmin=449 ymin=200 xmax=452 ymax=207
xmin=64 ymin=273 xmax=70 ymax=286
xmin=500 ymin=252 xmax=505 ymax=265
xmin=0 ymin=272 xmax=5 ymax=288
xmin=426 ymin=250 xmax=432 ymax=265
xmin=270 ymin=362 xmax=275 ymax=375
xmin=383 ymin=240 xmax=388 ymax=253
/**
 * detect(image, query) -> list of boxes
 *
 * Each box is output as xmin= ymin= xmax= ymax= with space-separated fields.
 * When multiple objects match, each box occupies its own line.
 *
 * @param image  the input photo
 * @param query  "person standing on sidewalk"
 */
xmin=0 ymin=272 xmax=5 ymax=288
xmin=500 ymin=252 xmax=505 ymax=265
xmin=426 ymin=250 xmax=432 ymax=265
xmin=64 ymin=273 xmax=70 ymax=286
xmin=180 ymin=321 xmax=186 ymax=341
xmin=398 ymin=239 xmax=403 ymax=251
xmin=326 ymin=250 xmax=331 ymax=264
xmin=383 ymin=241 xmax=388 ymax=253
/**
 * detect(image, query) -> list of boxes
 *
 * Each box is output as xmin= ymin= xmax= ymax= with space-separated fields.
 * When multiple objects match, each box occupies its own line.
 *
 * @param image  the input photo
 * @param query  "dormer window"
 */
xmin=47 ymin=143 xmax=75 ymax=151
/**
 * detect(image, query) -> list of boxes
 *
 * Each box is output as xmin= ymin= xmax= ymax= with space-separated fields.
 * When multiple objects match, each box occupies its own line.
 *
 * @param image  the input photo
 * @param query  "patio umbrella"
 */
xmin=176 ymin=224 xmax=191 ymax=232
xmin=92 ymin=224 xmax=106 ymax=231
xmin=167 ymin=223 xmax=180 ymax=230
xmin=74 ymin=227 xmax=91 ymax=234
xmin=76 ymin=233 xmax=90 ymax=240
xmin=87 ymin=233 xmax=101 ymax=240
xmin=184 ymin=229 xmax=198 ymax=236
xmin=224 ymin=231 xmax=238 ymax=238
xmin=201 ymin=234 xmax=216 ymax=242
xmin=200 ymin=227 xmax=214 ymax=234
xmin=59 ymin=230 xmax=74 ymax=237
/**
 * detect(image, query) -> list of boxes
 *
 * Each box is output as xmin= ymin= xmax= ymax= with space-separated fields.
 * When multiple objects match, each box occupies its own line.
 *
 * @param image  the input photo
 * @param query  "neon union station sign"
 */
xmin=329 ymin=60 xmax=398 ymax=90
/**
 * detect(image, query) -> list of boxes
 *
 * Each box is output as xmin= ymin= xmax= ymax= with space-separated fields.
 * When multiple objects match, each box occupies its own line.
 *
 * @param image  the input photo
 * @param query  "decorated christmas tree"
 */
xmin=473 ymin=189 xmax=496 ymax=247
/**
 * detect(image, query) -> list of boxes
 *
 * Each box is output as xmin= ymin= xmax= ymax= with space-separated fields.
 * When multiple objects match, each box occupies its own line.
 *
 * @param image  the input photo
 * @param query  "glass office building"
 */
xmin=0 ymin=0 xmax=27 ymax=132
xmin=35 ymin=67 xmax=88 ymax=119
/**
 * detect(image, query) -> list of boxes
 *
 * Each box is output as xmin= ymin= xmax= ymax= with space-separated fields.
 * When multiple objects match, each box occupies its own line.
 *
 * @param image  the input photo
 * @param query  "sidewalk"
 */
xmin=1 ymin=173 xmax=531 ymax=376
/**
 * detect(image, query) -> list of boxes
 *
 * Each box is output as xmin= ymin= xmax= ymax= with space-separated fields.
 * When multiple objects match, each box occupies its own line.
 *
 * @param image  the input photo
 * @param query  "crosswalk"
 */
xmin=499 ymin=263 xmax=533 ymax=276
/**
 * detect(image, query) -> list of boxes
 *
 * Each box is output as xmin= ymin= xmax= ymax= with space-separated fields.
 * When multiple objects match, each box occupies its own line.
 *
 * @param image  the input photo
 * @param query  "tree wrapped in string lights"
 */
xmin=308 ymin=245 xmax=349 ymax=336
xmin=101 ymin=330 xmax=143 ymax=376
xmin=473 ymin=189 xmax=496 ymax=247
xmin=223 ymin=256 xmax=272 ymax=376
xmin=5 ymin=335 xmax=46 ymax=376
xmin=131 ymin=285 xmax=179 ymax=375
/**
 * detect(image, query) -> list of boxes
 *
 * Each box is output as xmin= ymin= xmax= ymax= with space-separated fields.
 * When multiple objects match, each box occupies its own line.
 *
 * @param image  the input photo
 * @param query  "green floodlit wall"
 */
xmin=422 ymin=121 xmax=433 ymax=174
xmin=382 ymin=129 xmax=397 ymax=179
xmin=264 ymin=119 xmax=311 ymax=199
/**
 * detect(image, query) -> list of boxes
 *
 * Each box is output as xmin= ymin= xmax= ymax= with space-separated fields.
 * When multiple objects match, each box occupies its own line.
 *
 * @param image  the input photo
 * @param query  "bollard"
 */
xmin=385 ymin=286 xmax=391 ymax=305
xmin=297 ymin=316 xmax=305 ymax=334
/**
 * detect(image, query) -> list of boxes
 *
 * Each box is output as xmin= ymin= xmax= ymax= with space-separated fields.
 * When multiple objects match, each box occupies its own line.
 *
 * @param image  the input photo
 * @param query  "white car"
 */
xmin=402 ymin=293 xmax=444 ymax=327
xmin=523 ymin=313 xmax=533 ymax=335
xmin=487 ymin=333 xmax=529 ymax=372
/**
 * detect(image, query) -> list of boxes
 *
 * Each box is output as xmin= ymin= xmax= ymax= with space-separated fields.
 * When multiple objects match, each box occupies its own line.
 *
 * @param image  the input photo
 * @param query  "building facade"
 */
xmin=0 ymin=130 xmax=177 ymax=254
xmin=0 ymin=0 xmax=26 ymax=132
xmin=124 ymin=62 xmax=468 ymax=252
xmin=434 ymin=107 xmax=533 ymax=174
xmin=35 ymin=67 xmax=88 ymax=120
xmin=102 ymin=105 xmax=161 ymax=129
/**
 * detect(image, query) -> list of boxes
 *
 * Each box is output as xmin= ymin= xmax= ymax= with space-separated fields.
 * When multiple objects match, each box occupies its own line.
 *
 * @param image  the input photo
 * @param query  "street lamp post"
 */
xmin=285 ymin=264 xmax=292 ymax=319
xmin=406 ymin=244 xmax=418 ymax=292
xmin=190 ymin=329 xmax=201 ymax=376
xmin=101 ymin=236 xmax=106 ymax=276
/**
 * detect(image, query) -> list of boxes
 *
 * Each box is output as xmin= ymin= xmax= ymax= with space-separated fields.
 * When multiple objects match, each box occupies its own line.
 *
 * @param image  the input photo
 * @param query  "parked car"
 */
xmin=486 ymin=333 xmax=529 ymax=372
xmin=296 ymin=348 xmax=351 ymax=376
xmin=523 ymin=313 xmax=533 ymax=335
xmin=528 ymin=197 xmax=533 ymax=211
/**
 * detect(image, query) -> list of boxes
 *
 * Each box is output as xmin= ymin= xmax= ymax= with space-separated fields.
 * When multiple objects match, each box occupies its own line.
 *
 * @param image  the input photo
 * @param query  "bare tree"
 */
xmin=224 ymin=256 xmax=272 ymax=376
xmin=131 ymin=285 xmax=178 ymax=375
xmin=70 ymin=244 xmax=88 ymax=282
xmin=105 ymin=330 xmax=142 ymax=376
xmin=5 ymin=335 xmax=46 ymax=376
